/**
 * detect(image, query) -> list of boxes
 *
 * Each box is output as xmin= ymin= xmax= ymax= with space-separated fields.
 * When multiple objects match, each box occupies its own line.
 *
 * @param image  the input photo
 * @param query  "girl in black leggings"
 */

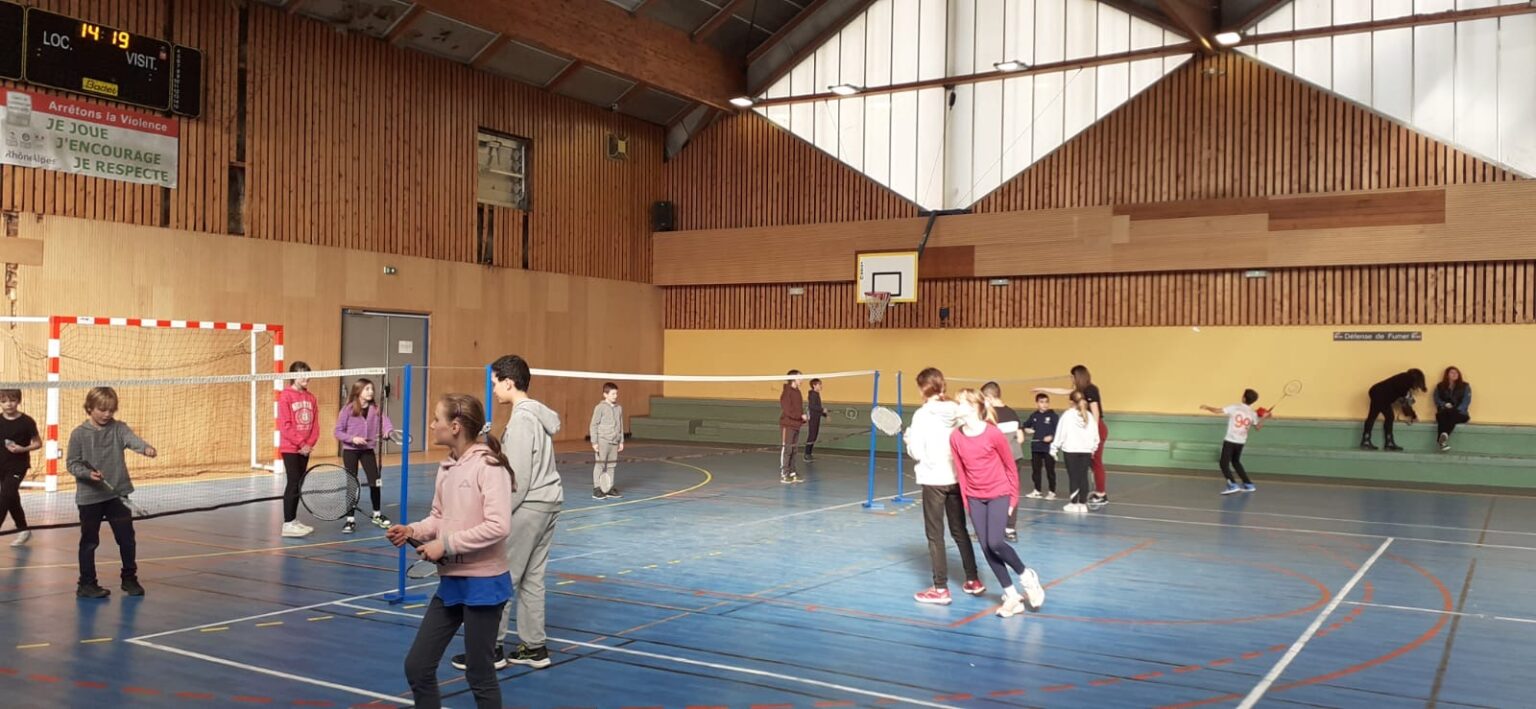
xmin=334 ymin=378 xmax=398 ymax=534
xmin=1362 ymin=368 xmax=1426 ymax=451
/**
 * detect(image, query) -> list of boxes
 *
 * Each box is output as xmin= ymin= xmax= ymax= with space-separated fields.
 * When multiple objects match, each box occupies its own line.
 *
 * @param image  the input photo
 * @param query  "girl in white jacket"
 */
xmin=905 ymin=368 xmax=984 ymax=605
xmin=1050 ymin=391 xmax=1101 ymax=513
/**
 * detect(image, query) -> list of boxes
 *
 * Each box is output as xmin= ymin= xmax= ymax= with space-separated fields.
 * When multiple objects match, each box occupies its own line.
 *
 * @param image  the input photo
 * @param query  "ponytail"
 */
xmin=440 ymin=394 xmax=516 ymax=490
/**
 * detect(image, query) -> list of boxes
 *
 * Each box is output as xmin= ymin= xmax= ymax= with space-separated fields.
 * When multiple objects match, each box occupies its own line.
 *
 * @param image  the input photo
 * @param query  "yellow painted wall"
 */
xmin=664 ymin=326 xmax=1532 ymax=425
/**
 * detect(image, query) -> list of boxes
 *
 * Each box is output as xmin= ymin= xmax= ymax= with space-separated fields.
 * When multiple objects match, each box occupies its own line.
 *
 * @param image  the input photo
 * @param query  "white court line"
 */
xmin=1344 ymin=601 xmax=1536 ymax=625
xmin=1238 ymin=538 xmax=1394 ymax=709
xmin=346 ymin=604 xmax=958 ymax=709
xmin=127 ymin=582 xmax=440 ymax=642
xmin=1042 ymin=508 xmax=1536 ymax=553
xmin=733 ymin=495 xmax=907 ymax=527
xmin=125 ymin=638 xmax=411 ymax=705
xmin=1106 ymin=500 xmax=1536 ymax=538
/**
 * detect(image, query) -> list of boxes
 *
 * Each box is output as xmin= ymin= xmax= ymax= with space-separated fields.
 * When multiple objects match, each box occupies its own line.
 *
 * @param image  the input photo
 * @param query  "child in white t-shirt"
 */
xmin=1200 ymin=389 xmax=1269 ymax=495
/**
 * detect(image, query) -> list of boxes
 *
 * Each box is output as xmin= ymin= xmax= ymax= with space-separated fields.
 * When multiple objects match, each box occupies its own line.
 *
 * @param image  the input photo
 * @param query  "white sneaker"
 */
xmin=282 ymin=522 xmax=312 ymax=538
xmin=297 ymin=521 xmax=315 ymax=533
xmin=997 ymin=590 xmax=1026 ymax=618
xmin=1025 ymin=490 xmax=1043 ymax=499
xmin=1020 ymin=568 xmax=1045 ymax=610
xmin=1045 ymin=491 xmax=1057 ymax=500
xmin=9 ymin=530 xmax=31 ymax=547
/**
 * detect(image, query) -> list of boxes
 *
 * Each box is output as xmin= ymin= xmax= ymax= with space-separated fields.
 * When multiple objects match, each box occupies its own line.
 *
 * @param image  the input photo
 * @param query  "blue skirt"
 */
xmin=435 ymin=572 xmax=512 ymax=607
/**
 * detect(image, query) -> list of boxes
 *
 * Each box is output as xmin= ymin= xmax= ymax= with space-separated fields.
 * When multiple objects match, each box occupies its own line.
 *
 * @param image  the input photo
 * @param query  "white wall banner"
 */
xmin=1 ymin=88 xmax=178 ymax=188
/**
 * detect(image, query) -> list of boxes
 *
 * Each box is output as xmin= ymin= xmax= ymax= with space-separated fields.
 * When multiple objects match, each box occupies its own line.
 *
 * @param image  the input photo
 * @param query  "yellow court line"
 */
xmin=255 ymin=621 xmax=284 ymax=628
xmin=16 ymin=642 xmax=49 ymax=649
xmin=307 ymin=615 xmax=333 ymax=622
xmin=80 ymin=637 xmax=113 ymax=644
xmin=198 ymin=627 xmax=228 ymax=633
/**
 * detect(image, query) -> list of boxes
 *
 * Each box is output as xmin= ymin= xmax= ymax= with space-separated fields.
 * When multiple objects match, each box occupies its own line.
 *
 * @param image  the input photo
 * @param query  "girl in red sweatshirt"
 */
xmin=949 ymin=389 xmax=1045 ymax=618
xmin=278 ymin=361 xmax=319 ymax=538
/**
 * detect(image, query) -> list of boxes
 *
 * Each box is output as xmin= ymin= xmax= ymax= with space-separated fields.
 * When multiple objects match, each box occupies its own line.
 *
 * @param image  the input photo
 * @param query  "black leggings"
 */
xmin=404 ymin=596 xmax=505 ymax=709
xmin=1 ymin=471 xmax=27 ymax=531
xmin=282 ymin=452 xmax=309 ymax=523
xmin=1064 ymin=452 xmax=1092 ymax=504
xmin=78 ymin=498 xmax=135 ymax=585
xmin=1362 ymin=392 xmax=1401 ymax=442
xmin=969 ymin=496 xmax=1027 ymax=589
xmin=1220 ymin=441 xmax=1251 ymax=484
xmin=343 ymin=449 xmax=383 ymax=514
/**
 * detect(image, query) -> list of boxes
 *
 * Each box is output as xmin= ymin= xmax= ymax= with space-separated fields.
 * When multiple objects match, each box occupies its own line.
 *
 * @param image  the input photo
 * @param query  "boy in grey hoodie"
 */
xmin=453 ymin=355 xmax=563 ymax=672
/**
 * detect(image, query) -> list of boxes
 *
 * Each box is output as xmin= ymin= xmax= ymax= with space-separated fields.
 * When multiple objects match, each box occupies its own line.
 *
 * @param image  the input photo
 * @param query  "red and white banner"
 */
xmin=0 ymin=88 xmax=178 ymax=187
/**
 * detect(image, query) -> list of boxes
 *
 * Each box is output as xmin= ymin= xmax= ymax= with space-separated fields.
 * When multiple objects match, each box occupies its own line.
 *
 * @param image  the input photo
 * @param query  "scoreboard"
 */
xmin=0 ymin=3 xmax=200 ymax=117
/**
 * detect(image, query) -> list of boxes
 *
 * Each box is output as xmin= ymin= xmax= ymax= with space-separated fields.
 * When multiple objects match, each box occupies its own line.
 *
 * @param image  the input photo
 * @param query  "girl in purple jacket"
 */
xmin=335 ymin=378 xmax=398 ymax=534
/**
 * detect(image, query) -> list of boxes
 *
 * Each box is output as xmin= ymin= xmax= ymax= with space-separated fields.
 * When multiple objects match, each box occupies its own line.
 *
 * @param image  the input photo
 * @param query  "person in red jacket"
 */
xmin=778 ymin=370 xmax=806 ymax=484
xmin=949 ymin=389 xmax=1045 ymax=619
xmin=278 ymin=361 xmax=320 ymax=538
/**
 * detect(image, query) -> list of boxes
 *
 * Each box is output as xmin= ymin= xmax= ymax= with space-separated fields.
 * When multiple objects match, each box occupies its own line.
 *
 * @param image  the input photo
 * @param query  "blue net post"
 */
xmin=892 ymin=370 xmax=912 ymax=504
xmin=384 ymin=364 xmax=426 ymax=605
xmin=484 ymin=364 xmax=494 ymax=421
xmin=862 ymin=370 xmax=884 ymax=510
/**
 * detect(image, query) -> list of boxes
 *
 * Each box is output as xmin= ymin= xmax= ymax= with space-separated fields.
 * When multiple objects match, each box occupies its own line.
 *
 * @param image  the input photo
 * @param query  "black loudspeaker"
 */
xmin=652 ymin=201 xmax=676 ymax=232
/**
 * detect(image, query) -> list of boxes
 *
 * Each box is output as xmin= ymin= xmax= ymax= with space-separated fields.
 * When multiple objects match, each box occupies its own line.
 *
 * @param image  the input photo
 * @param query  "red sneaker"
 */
xmin=961 ymin=580 xmax=986 ymax=596
xmin=913 ymin=587 xmax=953 ymax=605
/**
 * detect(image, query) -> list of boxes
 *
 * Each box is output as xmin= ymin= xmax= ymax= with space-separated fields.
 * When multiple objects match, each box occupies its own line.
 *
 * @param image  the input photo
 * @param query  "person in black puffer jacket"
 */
xmin=1362 ymin=368 xmax=1427 ymax=451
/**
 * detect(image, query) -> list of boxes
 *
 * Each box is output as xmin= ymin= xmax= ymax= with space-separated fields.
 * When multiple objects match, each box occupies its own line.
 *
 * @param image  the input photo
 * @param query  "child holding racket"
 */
xmin=0 ymin=388 xmax=42 ymax=546
xmin=949 ymin=390 xmax=1045 ymax=618
xmin=66 ymin=387 xmax=157 ymax=599
xmin=278 ymin=362 xmax=319 ymax=538
xmin=388 ymin=394 xmax=512 ymax=709
xmin=334 ymin=377 xmax=397 ymax=534
xmin=1200 ymin=389 xmax=1268 ymax=494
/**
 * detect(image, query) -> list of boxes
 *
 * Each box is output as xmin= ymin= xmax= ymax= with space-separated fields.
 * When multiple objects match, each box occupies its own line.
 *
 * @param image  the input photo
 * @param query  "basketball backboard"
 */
xmin=856 ymin=251 xmax=918 ymax=303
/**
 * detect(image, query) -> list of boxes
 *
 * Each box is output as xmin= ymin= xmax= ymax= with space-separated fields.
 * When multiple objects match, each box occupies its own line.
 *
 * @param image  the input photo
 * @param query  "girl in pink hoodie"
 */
xmin=387 ymin=394 xmax=513 ymax=709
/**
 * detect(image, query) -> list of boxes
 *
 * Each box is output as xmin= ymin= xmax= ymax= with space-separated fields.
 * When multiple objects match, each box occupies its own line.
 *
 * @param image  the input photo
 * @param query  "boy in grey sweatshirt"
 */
xmin=589 ymin=382 xmax=624 ymax=499
xmin=454 ymin=355 xmax=563 ymax=672
xmin=66 ymin=387 xmax=157 ymax=599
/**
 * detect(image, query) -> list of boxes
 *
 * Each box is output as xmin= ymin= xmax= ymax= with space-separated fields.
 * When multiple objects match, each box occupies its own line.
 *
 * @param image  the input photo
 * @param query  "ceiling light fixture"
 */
xmin=729 ymin=96 xmax=755 ymax=108
xmin=993 ymin=60 xmax=1028 ymax=72
xmin=1214 ymin=31 xmax=1242 ymax=46
xmin=828 ymin=84 xmax=862 ymax=96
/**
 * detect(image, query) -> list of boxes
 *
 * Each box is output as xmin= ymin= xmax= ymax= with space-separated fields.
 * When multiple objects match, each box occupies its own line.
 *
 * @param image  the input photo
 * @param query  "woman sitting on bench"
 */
xmin=1432 ymin=367 xmax=1471 ymax=452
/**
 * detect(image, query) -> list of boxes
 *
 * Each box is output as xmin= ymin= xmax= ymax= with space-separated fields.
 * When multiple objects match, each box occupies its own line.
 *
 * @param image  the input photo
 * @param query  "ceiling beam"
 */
xmin=747 ymin=0 xmax=832 ymax=63
xmin=1154 ymin=0 xmax=1216 ymax=53
xmin=385 ymin=5 xmax=428 ymax=44
xmin=544 ymin=60 xmax=585 ymax=92
xmin=1224 ymin=0 xmax=1291 ymax=32
xmin=694 ymin=0 xmax=754 ymax=42
xmin=413 ymin=0 xmax=744 ymax=110
xmin=750 ymin=0 xmax=882 ymax=95
xmin=1097 ymin=0 xmax=1189 ymax=37
xmin=613 ymin=81 xmax=648 ymax=111
xmin=1236 ymin=3 xmax=1536 ymax=46
xmin=754 ymin=43 xmax=1198 ymax=107
xmin=469 ymin=36 xmax=511 ymax=71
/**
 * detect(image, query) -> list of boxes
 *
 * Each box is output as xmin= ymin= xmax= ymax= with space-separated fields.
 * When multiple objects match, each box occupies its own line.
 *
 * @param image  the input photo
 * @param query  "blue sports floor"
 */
xmin=2 ymin=441 xmax=1535 ymax=708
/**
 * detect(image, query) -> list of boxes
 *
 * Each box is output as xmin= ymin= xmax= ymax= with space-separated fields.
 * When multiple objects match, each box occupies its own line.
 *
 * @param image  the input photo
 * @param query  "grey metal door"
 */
xmin=340 ymin=310 xmax=430 ymax=452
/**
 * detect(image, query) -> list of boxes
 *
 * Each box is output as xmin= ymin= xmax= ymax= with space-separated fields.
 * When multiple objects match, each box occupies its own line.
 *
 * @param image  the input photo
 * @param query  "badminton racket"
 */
xmin=300 ymin=463 xmax=360 ymax=521
xmin=95 ymin=475 xmax=149 ymax=518
xmin=1263 ymin=380 xmax=1304 ymax=415
xmin=871 ymin=406 xmax=903 ymax=436
xmin=405 ymin=537 xmax=444 ymax=579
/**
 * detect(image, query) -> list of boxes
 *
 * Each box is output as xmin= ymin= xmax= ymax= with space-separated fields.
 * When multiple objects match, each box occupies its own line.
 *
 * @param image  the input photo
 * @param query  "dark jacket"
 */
xmin=807 ymin=391 xmax=827 ymax=420
xmin=1024 ymin=409 xmax=1059 ymax=454
xmin=1369 ymin=371 xmax=1422 ymax=401
xmin=1433 ymin=384 xmax=1472 ymax=415
xmin=779 ymin=384 xmax=804 ymax=429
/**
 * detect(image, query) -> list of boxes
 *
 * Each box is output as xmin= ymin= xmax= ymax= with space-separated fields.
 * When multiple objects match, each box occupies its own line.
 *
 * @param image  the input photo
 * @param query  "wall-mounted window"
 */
xmin=477 ymin=129 xmax=529 ymax=210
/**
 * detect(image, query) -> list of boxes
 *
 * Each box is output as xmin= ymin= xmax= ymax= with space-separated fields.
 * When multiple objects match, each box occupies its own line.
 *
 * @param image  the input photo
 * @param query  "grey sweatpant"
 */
xmin=499 ymin=505 xmax=559 ymax=648
xmin=593 ymin=441 xmax=619 ymax=492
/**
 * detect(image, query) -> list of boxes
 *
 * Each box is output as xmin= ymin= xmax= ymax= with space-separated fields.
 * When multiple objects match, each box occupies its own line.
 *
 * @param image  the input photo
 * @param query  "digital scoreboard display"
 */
xmin=1 ymin=4 xmax=201 ymax=117
xmin=25 ymin=8 xmax=174 ymax=111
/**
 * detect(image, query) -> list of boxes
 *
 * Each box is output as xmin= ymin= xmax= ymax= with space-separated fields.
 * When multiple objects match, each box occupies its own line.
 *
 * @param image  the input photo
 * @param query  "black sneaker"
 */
xmin=342 ymin=518 xmax=356 ymax=534
xmin=1360 ymin=439 xmax=1379 ymax=450
xmin=592 ymin=487 xmax=605 ymax=500
xmin=77 ymin=583 xmax=110 ymax=599
xmin=121 ymin=577 xmax=145 ymax=596
xmin=1384 ymin=442 xmax=1403 ymax=452
xmin=604 ymin=488 xmax=623 ymax=499
xmin=507 ymin=644 xmax=551 ymax=668
xmin=450 ymin=644 xmax=507 ymax=671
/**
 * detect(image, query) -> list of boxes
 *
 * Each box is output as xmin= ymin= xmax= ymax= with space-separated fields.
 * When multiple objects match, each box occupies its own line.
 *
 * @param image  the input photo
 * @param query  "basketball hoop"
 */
xmin=865 ymin=292 xmax=892 ymax=323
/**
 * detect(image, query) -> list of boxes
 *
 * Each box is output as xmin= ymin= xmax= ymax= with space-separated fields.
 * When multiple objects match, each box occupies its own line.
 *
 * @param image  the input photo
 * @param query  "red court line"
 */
xmin=950 ymin=540 xmax=1156 ymax=627
xmin=988 ymin=689 xmax=1027 ymax=697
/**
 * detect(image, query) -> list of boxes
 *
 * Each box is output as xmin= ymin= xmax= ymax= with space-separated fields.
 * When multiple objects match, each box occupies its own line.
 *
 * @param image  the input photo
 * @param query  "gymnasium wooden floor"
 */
xmin=2 ymin=441 xmax=1532 ymax=708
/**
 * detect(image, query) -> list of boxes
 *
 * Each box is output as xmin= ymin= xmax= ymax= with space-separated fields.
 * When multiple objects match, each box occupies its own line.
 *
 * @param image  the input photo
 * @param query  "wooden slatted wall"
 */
xmin=0 ymin=0 xmax=659 ymax=283
xmin=666 ymin=262 xmax=1536 ymax=329
xmin=973 ymin=53 xmax=1523 ymax=212
xmin=662 ymin=112 xmax=921 ymax=230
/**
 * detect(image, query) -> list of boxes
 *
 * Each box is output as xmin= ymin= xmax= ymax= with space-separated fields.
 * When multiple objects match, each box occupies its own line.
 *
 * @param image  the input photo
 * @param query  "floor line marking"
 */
xmin=125 ymin=639 xmax=411 ymax=706
xmin=1058 ymin=509 xmax=1536 ymax=552
xmin=1343 ymin=601 xmax=1536 ymax=624
xmin=1237 ymin=538 xmax=1393 ymax=709
xmin=126 ymin=582 xmax=439 ymax=642
xmin=1107 ymin=500 xmax=1536 ymax=538
xmin=346 ymin=605 xmax=957 ymax=709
